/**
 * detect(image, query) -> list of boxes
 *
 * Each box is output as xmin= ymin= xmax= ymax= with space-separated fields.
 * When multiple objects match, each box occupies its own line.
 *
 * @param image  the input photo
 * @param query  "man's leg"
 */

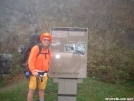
xmin=38 ymin=89 xmax=44 ymax=101
xmin=27 ymin=76 xmax=37 ymax=101
xmin=27 ymin=88 xmax=35 ymax=101
xmin=38 ymin=76 xmax=48 ymax=101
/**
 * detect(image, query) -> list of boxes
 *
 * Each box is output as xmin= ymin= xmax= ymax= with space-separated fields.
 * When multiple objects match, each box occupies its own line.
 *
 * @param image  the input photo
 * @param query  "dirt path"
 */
xmin=0 ymin=73 xmax=28 ymax=92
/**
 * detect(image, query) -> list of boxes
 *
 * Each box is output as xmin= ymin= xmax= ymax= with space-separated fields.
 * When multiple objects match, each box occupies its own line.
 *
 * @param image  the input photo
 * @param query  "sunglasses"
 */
xmin=43 ymin=39 xmax=50 ymax=42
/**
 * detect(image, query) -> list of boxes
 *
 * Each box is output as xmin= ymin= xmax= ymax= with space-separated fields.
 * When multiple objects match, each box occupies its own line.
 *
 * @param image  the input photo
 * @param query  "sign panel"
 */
xmin=49 ymin=27 xmax=88 ymax=78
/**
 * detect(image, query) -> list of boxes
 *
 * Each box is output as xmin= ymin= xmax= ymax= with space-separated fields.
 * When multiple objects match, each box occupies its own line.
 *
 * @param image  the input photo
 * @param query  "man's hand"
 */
xmin=32 ymin=72 xmax=38 ymax=77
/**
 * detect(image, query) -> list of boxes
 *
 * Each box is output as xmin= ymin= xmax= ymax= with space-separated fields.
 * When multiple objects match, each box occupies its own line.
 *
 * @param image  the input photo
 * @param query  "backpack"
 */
xmin=20 ymin=34 xmax=42 ymax=77
xmin=20 ymin=34 xmax=51 ymax=78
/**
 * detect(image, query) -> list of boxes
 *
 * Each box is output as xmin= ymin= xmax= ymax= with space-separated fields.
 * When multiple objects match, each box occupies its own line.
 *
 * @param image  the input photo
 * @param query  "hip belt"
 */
xmin=37 ymin=71 xmax=48 ymax=82
xmin=38 ymin=71 xmax=48 ymax=77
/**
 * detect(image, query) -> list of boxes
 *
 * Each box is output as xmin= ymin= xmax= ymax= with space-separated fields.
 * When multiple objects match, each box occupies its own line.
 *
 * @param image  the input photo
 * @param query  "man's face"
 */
xmin=42 ymin=37 xmax=50 ymax=47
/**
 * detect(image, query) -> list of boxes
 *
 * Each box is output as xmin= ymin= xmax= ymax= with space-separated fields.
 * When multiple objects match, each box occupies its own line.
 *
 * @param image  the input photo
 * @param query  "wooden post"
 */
xmin=53 ymin=78 xmax=83 ymax=101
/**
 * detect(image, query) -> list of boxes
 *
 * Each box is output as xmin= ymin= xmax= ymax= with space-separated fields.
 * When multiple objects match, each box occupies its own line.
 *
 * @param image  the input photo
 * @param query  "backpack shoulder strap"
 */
xmin=36 ymin=44 xmax=42 ymax=58
xmin=36 ymin=44 xmax=50 ymax=59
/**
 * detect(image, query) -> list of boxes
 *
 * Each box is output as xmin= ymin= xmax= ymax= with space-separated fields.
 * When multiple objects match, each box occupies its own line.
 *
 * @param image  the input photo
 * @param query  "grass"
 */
xmin=77 ymin=78 xmax=134 ymax=101
xmin=0 ymin=76 xmax=134 ymax=101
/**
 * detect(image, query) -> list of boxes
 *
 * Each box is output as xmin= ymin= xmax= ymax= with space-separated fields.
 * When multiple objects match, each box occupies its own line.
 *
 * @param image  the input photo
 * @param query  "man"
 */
xmin=27 ymin=33 xmax=52 ymax=101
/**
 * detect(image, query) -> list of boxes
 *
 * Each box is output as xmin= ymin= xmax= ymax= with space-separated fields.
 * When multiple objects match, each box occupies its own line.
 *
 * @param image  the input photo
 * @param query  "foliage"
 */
xmin=87 ymin=29 xmax=134 ymax=83
xmin=0 ymin=0 xmax=134 ymax=83
xmin=0 ymin=32 xmax=29 ymax=77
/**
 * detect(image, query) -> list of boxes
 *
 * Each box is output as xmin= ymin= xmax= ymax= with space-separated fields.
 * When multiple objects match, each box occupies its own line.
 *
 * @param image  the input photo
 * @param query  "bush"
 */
xmin=0 ymin=33 xmax=29 ymax=76
xmin=87 ymin=29 xmax=134 ymax=83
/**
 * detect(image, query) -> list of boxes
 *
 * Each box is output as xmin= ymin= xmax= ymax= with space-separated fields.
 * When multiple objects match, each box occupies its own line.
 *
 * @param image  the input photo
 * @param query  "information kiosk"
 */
xmin=49 ymin=27 xmax=88 ymax=101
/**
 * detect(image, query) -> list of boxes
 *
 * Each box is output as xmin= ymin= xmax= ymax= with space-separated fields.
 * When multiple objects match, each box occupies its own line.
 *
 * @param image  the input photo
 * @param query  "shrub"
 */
xmin=87 ymin=29 xmax=134 ymax=83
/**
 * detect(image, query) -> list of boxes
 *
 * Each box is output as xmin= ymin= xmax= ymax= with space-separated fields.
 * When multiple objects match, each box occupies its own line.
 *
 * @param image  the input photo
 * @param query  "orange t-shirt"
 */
xmin=28 ymin=45 xmax=51 ymax=74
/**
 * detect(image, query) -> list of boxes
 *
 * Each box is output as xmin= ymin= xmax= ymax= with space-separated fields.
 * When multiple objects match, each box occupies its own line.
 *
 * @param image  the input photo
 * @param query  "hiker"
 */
xmin=27 ymin=33 xmax=52 ymax=101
